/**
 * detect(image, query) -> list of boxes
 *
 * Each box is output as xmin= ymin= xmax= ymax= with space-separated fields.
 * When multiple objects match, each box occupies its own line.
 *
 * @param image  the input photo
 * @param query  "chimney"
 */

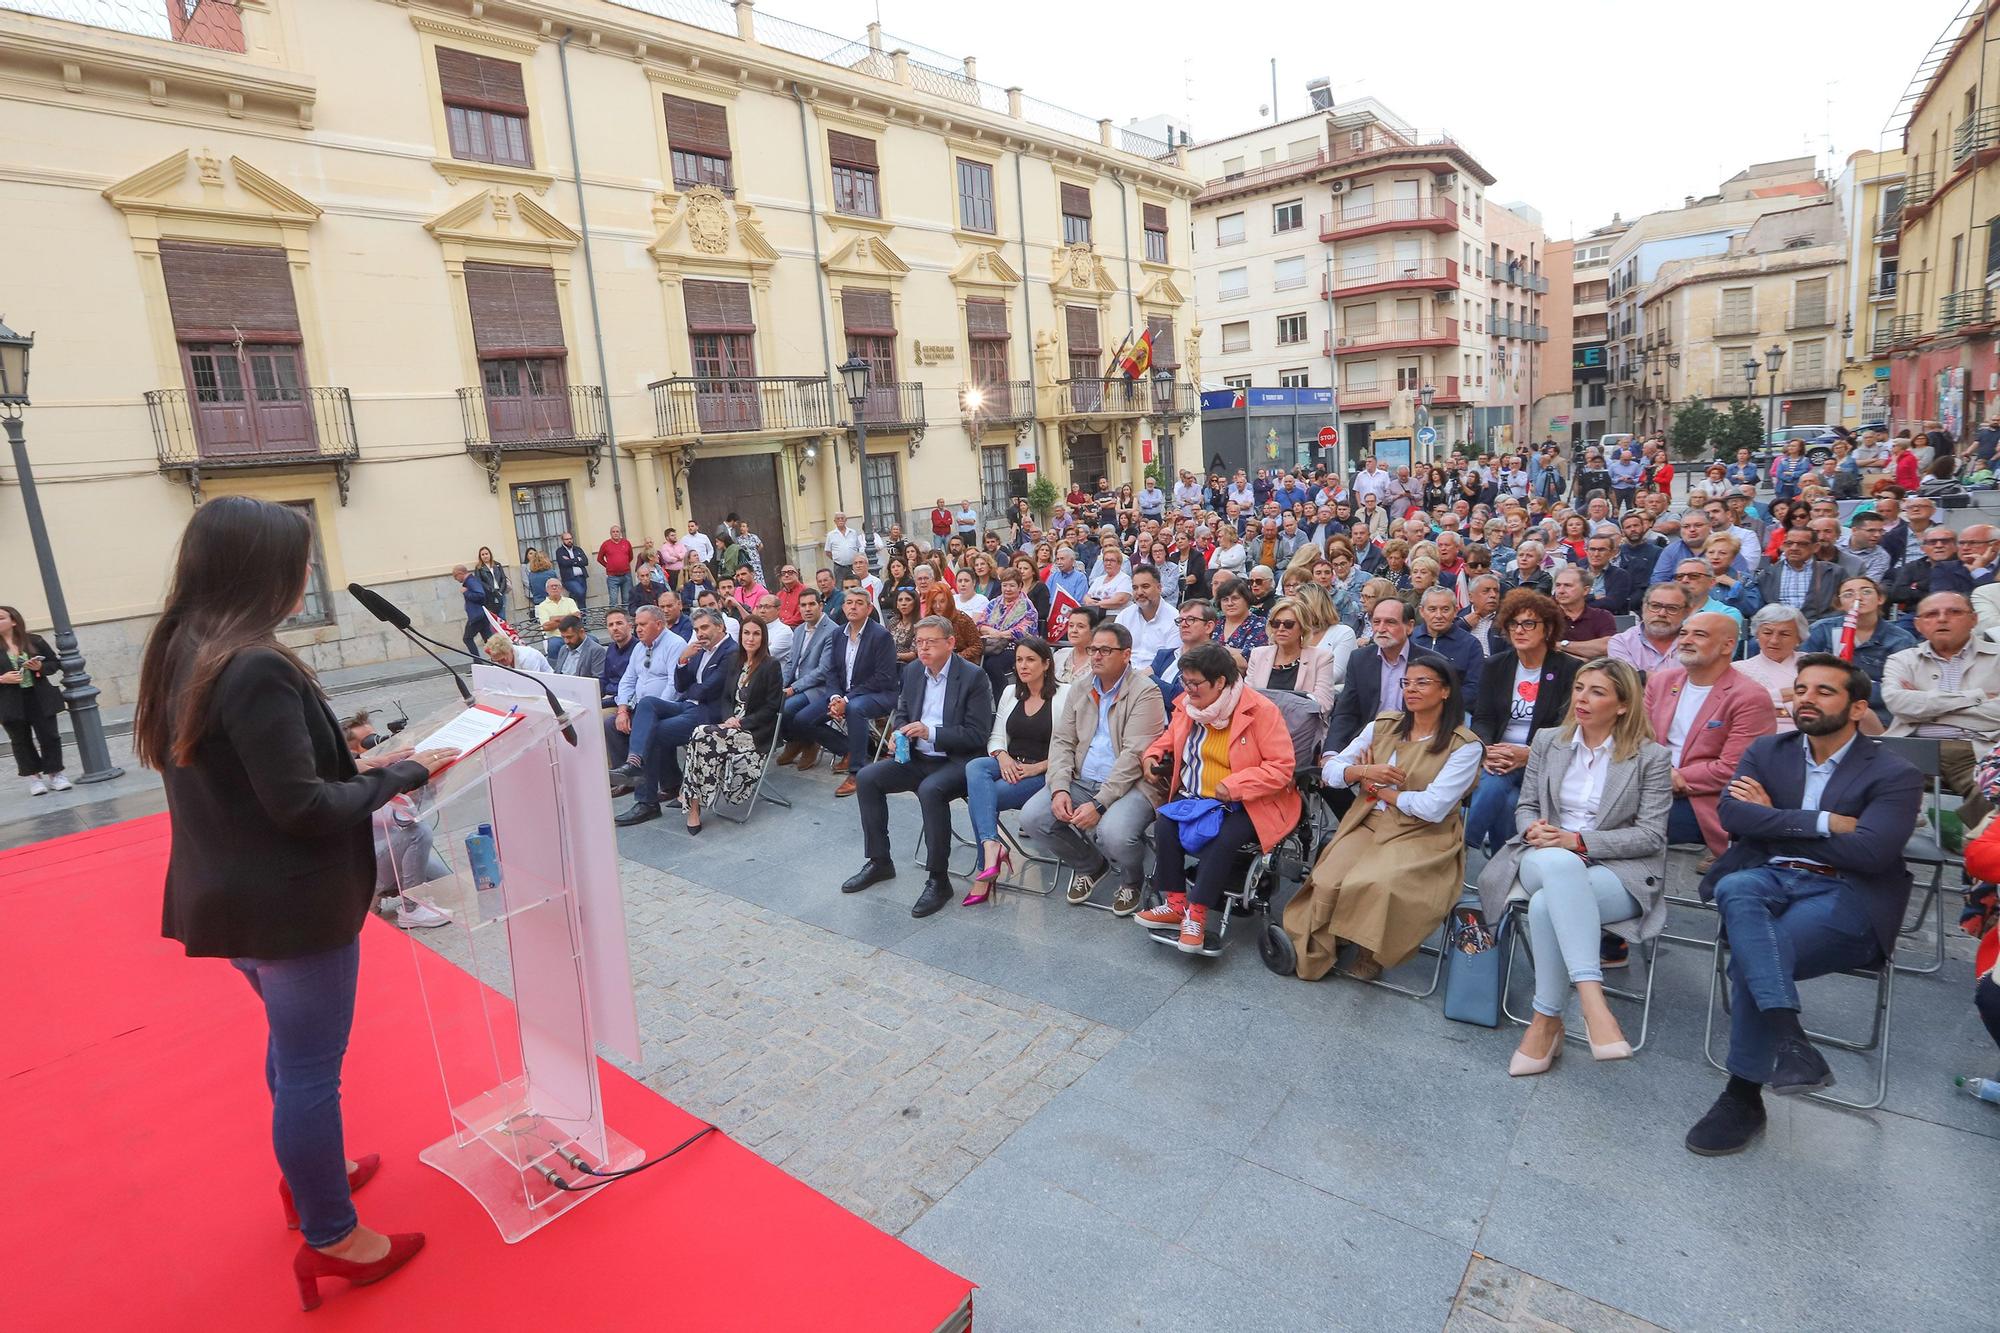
xmin=1684 ymin=195 xmax=1696 ymax=207
xmin=1306 ymin=77 xmax=1333 ymax=111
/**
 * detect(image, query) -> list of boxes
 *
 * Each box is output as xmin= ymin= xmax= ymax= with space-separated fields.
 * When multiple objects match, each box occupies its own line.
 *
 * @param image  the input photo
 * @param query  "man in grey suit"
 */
xmin=550 ymin=615 xmax=608 ymax=682
xmin=1752 ymin=528 xmax=1842 ymax=623
xmin=775 ymin=587 xmax=839 ymax=768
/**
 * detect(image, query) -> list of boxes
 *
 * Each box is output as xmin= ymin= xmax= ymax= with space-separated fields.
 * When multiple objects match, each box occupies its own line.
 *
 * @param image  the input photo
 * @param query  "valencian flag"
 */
xmin=1116 ymin=327 xmax=1155 ymax=380
xmin=1047 ymin=584 xmax=1081 ymax=631
xmin=1836 ymin=604 xmax=1858 ymax=661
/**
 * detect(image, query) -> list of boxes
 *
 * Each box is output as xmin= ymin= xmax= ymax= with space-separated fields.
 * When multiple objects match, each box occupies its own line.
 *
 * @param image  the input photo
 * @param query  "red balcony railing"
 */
xmin=1320 ymin=197 xmax=1458 ymax=240
xmin=1325 ymin=257 xmax=1459 ymax=298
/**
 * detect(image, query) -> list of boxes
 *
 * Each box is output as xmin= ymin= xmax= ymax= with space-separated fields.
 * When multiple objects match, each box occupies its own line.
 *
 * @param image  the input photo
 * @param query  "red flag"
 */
xmin=1047 ymin=584 xmax=1080 ymax=630
xmin=1118 ymin=328 xmax=1155 ymax=380
xmin=1836 ymin=605 xmax=1858 ymax=662
xmin=486 ymin=608 xmax=521 ymax=643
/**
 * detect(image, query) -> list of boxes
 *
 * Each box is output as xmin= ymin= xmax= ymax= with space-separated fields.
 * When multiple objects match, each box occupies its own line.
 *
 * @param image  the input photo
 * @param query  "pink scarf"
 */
xmin=1183 ymin=680 xmax=1242 ymax=730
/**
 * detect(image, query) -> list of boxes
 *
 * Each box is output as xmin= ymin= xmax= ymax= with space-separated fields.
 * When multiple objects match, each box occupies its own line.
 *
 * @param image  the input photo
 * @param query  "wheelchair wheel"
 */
xmin=1260 ymin=922 xmax=1296 ymax=975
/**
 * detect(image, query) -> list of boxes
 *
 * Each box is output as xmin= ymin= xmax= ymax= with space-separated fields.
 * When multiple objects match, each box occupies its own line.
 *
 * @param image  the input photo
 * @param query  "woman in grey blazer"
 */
xmin=1476 ymin=658 xmax=1671 ymax=1075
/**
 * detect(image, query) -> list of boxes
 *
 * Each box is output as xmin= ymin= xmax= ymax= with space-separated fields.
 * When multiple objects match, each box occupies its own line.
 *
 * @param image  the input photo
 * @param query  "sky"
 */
xmin=806 ymin=0 xmax=1958 ymax=238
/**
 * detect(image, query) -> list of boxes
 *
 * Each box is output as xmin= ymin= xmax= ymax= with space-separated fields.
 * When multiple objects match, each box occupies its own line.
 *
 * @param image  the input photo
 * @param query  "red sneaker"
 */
xmin=1177 ymin=905 xmax=1209 ymax=954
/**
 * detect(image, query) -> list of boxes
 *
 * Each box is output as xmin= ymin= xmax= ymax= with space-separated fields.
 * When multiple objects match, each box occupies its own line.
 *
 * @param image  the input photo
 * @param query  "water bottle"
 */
xmin=1955 ymin=1075 xmax=2000 ymax=1105
xmin=465 ymin=824 xmax=502 ymax=914
xmin=893 ymin=730 xmax=910 ymax=763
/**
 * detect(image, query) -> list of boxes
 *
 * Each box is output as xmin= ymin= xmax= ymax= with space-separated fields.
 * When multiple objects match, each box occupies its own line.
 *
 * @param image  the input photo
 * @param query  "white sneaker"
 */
xmin=26 ymin=778 xmax=47 ymax=797
xmin=45 ymin=773 xmax=72 ymax=792
xmin=396 ymin=898 xmax=453 ymax=930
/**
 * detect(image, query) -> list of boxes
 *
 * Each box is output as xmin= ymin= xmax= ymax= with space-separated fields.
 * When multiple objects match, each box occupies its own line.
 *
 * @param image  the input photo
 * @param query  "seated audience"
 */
xmin=1247 ymin=596 xmax=1338 ymax=715
xmin=1151 ymin=600 xmax=1219 ymax=710
xmin=963 ymin=637 xmax=1068 ymax=898
xmin=1884 ymin=590 xmax=2000 ymax=829
xmin=550 ymin=614 xmax=605 ymax=682
xmin=841 ymin=616 xmax=997 ymax=917
xmin=975 ymin=569 xmax=1041 ymax=699
xmin=1134 ymin=642 xmax=1302 ymax=953
xmin=599 ymin=609 xmax=637 ymax=706
xmin=1051 ymin=604 xmax=1105 ymax=685
xmin=1285 ymin=652 xmax=1482 ymax=980
xmin=924 ymin=582 xmax=984 ymax=667
xmin=1552 ymin=566 xmax=1617 ymax=646
xmin=1212 ymin=577 xmax=1269 ymax=659
xmin=1114 ymin=564 xmax=1180 ymax=665
xmin=1734 ymin=605 xmax=1809 ymax=733
xmin=614 ymin=609 xmax=740 ymax=825
xmin=1573 ymin=582 xmax=1690 ymax=671
xmin=799 ymin=589 xmax=901 ymax=791
xmin=678 ymin=616 xmax=783 ymax=835
xmin=1476 ymin=659 xmax=1670 ymax=1073
xmin=1467 ymin=590 xmax=1581 ymax=855
xmin=483 ymin=633 xmax=552 ymax=674
xmin=1327 ymin=598 xmax=1418 ymax=755
xmin=1755 ymin=527 xmax=1842 ymax=622
xmin=775 ymin=588 xmax=840 ymax=768
xmin=1686 ymin=655 xmax=1923 ymax=1155
xmin=1412 ymin=586 xmax=1486 ymax=714
xmin=1020 ymin=622 xmax=1167 ymax=917
xmin=607 ymin=605 xmax=688 ymax=772
xmin=1642 ymin=611 xmax=1775 ymax=859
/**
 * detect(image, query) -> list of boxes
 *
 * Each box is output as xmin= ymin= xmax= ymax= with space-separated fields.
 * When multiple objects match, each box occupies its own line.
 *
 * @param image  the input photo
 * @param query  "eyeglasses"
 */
xmin=1506 ymin=618 xmax=1545 ymax=631
xmin=1085 ymin=645 xmax=1127 ymax=657
xmin=1175 ymin=615 xmax=1213 ymax=626
xmin=1673 ymin=572 xmax=1707 ymax=582
xmin=1268 ymin=618 xmax=1299 ymax=629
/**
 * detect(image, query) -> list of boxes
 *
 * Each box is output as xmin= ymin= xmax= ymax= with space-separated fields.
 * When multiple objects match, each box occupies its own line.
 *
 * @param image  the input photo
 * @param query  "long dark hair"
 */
xmin=1395 ymin=650 xmax=1461 ymax=756
xmin=134 ymin=497 xmax=315 ymax=769
xmin=1012 ymin=635 xmax=1057 ymax=703
xmin=0 ymin=605 xmax=30 ymax=656
xmin=737 ymin=614 xmax=770 ymax=674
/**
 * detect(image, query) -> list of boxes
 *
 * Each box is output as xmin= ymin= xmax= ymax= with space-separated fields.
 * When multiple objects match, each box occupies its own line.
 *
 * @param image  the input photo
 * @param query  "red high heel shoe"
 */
xmin=293 ymin=1232 xmax=426 ymax=1312
xmin=280 ymin=1154 xmax=380 ymax=1229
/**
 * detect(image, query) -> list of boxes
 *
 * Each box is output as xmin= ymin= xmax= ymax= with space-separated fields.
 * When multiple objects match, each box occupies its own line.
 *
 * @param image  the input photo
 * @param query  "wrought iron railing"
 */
xmin=850 ymin=380 xmax=928 ymax=431
xmin=458 ymin=384 xmax=606 ymax=450
xmin=1902 ymin=172 xmax=1935 ymax=210
xmin=648 ymin=375 xmax=840 ymax=437
xmin=147 ymin=385 xmax=359 ymax=469
xmin=1940 ymin=288 xmax=1995 ymax=330
xmin=1954 ymin=107 xmax=2000 ymax=165
xmin=960 ymin=380 xmax=1034 ymax=424
xmin=1056 ymin=377 xmax=1195 ymax=416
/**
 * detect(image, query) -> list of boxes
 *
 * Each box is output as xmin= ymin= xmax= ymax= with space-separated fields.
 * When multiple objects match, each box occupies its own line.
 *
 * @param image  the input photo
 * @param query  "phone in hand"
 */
xmin=1149 ymin=752 xmax=1172 ymax=779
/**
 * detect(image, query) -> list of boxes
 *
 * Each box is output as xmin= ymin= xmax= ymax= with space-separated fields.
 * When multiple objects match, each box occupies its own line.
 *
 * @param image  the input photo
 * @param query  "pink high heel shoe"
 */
xmin=964 ymin=849 xmax=1012 ymax=905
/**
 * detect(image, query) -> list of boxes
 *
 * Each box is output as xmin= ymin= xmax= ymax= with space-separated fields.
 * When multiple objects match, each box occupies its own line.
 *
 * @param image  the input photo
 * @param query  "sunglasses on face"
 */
xmin=1268 ymin=618 xmax=1299 ymax=629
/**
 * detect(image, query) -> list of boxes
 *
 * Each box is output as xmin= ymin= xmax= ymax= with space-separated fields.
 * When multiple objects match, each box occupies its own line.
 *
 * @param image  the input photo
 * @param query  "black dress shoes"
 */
xmin=911 ymin=877 xmax=954 ymax=918
xmin=1684 ymin=1089 xmax=1767 ymax=1156
xmin=1767 ymin=1034 xmax=1835 ymax=1096
xmin=841 ymin=860 xmax=896 ymax=894
xmin=614 ymin=802 xmax=660 ymax=827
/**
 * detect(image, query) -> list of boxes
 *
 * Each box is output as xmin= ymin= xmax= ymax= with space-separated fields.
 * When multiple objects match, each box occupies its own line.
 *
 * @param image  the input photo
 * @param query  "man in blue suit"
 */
xmin=774 ymin=587 xmax=841 ymax=768
xmin=1685 ymin=653 xmax=1924 ymax=1156
xmin=800 ymin=588 xmax=900 ymax=792
xmin=841 ymin=616 xmax=998 ymax=917
xmin=1325 ymin=598 xmax=1416 ymax=754
xmin=615 ymin=609 xmax=741 ymax=826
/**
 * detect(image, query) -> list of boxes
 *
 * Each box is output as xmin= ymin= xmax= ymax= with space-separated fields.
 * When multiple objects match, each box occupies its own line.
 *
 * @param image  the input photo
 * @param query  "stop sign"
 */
xmin=1318 ymin=426 xmax=1337 ymax=448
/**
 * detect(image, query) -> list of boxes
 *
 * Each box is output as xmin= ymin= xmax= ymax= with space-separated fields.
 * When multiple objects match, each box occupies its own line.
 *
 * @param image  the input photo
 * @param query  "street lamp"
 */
xmin=838 ymin=356 xmax=871 ymax=467
xmin=1416 ymin=381 xmax=1436 ymax=459
xmin=1153 ymin=367 xmax=1176 ymax=481
xmin=1763 ymin=343 xmax=1787 ymax=447
xmin=0 ymin=317 xmax=122 ymax=783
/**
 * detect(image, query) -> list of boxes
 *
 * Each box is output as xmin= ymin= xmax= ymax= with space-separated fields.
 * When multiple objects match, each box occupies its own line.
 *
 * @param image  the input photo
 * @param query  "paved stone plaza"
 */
xmin=14 ymin=712 xmax=1998 ymax=1331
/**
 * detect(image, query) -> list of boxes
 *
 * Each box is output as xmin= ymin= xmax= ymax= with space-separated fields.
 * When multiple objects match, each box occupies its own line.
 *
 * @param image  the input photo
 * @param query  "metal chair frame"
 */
xmin=1874 ymin=736 xmax=1953 ymax=977
xmin=706 ymin=723 xmax=793 ymax=824
xmin=1701 ymin=931 xmax=1894 ymax=1112
xmin=1498 ymin=896 xmax=1661 ymax=1054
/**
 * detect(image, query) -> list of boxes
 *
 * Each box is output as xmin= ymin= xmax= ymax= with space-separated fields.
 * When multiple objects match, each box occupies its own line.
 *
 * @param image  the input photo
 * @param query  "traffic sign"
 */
xmin=1317 ymin=426 xmax=1337 ymax=448
xmin=1416 ymin=425 xmax=1438 ymax=447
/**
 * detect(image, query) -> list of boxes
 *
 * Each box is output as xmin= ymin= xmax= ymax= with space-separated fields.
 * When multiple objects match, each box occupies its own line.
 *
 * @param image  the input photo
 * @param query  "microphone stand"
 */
xmin=401 ymin=627 xmax=474 ymax=703
xmin=406 ymin=622 xmax=579 ymax=746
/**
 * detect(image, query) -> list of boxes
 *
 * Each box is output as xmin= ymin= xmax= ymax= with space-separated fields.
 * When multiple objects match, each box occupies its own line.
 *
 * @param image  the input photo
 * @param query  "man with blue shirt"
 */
xmin=1609 ymin=448 xmax=1643 ymax=513
xmin=1413 ymin=587 xmax=1485 ymax=715
xmin=1651 ymin=511 xmax=1749 ymax=585
xmin=598 ymin=609 xmax=636 ymax=707
xmin=606 ymin=604 xmax=688 ymax=778
xmin=615 ymin=609 xmax=741 ymax=825
xmin=1044 ymin=544 xmax=1089 ymax=606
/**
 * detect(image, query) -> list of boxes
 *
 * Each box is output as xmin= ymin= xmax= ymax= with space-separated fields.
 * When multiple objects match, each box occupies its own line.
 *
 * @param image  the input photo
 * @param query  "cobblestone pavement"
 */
xmin=610 ymin=862 xmax=1119 ymax=1238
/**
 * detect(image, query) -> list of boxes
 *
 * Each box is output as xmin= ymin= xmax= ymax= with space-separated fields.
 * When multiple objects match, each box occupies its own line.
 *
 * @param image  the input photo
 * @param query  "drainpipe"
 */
xmin=789 ymin=81 xmax=845 ymax=514
xmin=1115 ymin=171 xmax=1137 ymax=329
xmin=557 ymin=29 xmax=624 ymax=527
xmin=1014 ymin=148 xmax=1044 ymax=476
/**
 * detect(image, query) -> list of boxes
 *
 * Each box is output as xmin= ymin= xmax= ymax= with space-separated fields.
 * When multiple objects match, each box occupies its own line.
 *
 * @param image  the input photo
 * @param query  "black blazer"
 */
xmin=1326 ymin=644 xmax=1397 ymax=753
xmin=1702 ymin=733 xmax=1923 ymax=954
xmin=1471 ymin=649 xmax=1579 ymax=747
xmin=0 ymin=633 xmax=60 ymax=723
xmin=160 ymin=647 xmax=430 ymax=960
xmin=890 ymin=654 xmax=996 ymax=759
xmin=737 ymin=656 xmax=785 ymax=749
xmin=675 ymin=638 xmax=743 ymax=725
xmin=829 ymin=619 xmax=900 ymax=700
xmin=1585 ymin=564 xmax=1636 ymax=616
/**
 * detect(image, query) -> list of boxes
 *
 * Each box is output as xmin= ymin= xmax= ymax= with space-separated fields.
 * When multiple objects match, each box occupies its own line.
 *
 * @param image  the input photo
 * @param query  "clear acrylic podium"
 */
xmin=390 ymin=681 xmax=643 ymax=1242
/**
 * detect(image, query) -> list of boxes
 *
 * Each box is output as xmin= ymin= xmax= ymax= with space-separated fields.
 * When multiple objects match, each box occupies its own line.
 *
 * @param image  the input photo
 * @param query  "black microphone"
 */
xmin=349 ymin=582 xmax=470 ymax=703
xmin=347 ymin=582 xmax=578 ymax=745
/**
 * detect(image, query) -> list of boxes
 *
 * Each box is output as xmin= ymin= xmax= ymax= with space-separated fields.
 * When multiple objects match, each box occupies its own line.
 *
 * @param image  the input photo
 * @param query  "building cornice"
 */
xmin=385 ymin=0 xmax=1200 ymax=197
xmin=1639 ymin=251 xmax=1844 ymax=306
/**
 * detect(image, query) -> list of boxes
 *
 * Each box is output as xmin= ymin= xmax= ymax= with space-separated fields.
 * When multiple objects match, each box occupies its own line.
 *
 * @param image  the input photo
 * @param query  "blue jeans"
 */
xmin=1463 ymin=766 xmax=1523 ymax=855
xmin=1713 ymin=866 xmax=1881 ymax=1082
xmin=1667 ymin=796 xmax=1704 ymax=847
xmin=231 ymin=938 xmax=362 ymax=1248
xmin=562 ymin=576 xmax=588 ymax=605
xmin=606 ymin=573 xmax=631 ymax=609
xmin=964 ymin=755 xmax=1046 ymax=846
xmin=620 ymin=696 xmax=689 ymax=768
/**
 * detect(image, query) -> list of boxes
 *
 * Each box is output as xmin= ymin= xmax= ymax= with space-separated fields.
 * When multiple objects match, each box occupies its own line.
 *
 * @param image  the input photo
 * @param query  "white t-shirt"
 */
xmin=1502 ymin=661 xmax=1541 ymax=745
xmin=682 ymin=531 xmax=714 ymax=563
xmin=1115 ymin=600 xmax=1180 ymax=660
xmin=1087 ymin=569 xmax=1133 ymax=604
xmin=956 ymin=592 xmax=990 ymax=618
xmin=1666 ymin=683 xmax=1714 ymax=767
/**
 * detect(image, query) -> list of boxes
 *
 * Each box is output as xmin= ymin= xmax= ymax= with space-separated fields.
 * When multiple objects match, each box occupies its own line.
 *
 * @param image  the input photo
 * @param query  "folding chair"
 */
xmin=1702 ymin=933 xmax=1894 ymax=1111
xmin=1498 ymin=849 xmax=1669 ymax=1054
xmin=707 ymin=725 xmax=793 ymax=825
xmin=1343 ymin=909 xmax=1449 ymax=999
xmin=1658 ymin=842 xmax=1720 ymax=949
xmin=1874 ymin=736 xmax=1952 ymax=976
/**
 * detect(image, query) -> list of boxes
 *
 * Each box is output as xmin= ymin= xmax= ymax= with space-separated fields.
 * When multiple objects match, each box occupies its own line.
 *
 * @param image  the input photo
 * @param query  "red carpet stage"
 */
xmin=0 ymin=816 xmax=974 ymax=1331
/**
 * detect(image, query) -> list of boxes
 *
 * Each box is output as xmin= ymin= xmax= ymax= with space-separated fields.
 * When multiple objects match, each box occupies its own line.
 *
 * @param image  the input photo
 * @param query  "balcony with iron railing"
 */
xmin=1319 ymin=196 xmax=1458 ymax=241
xmin=959 ymin=380 xmax=1034 ymax=426
xmin=1940 ymin=288 xmax=1995 ymax=331
xmin=1785 ymin=303 xmax=1834 ymax=331
xmin=1325 ymin=126 xmax=1480 ymax=171
xmin=1884 ymin=313 xmax=1924 ymax=346
xmin=849 ymin=380 xmax=929 ymax=433
xmin=1869 ymin=272 xmax=1899 ymax=301
xmin=147 ymin=385 xmax=360 ymax=502
xmin=1901 ymin=172 xmax=1935 ymax=212
xmin=648 ymin=375 xmax=841 ymax=439
xmin=1055 ymin=377 xmax=1196 ymax=418
xmin=458 ymin=384 xmax=608 ymax=487
xmin=1874 ymin=204 xmax=1903 ymax=240
xmin=1326 ymin=318 xmax=1460 ymax=354
xmin=1325 ymin=257 xmax=1458 ymax=298
xmin=1954 ymin=107 xmax=2000 ymax=166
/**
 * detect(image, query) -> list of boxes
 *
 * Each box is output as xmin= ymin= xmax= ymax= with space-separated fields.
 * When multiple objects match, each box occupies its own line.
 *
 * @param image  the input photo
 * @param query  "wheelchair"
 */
xmin=1139 ymin=770 xmax=1329 ymax=958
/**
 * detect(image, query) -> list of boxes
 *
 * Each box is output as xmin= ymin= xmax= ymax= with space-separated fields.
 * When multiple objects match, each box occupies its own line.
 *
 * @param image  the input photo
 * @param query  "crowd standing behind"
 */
xmin=374 ymin=420 xmax=2000 ymax=1159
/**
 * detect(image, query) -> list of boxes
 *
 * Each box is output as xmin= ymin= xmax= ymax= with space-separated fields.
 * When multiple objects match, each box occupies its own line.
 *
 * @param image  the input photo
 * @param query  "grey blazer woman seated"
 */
xmin=1475 ymin=657 xmax=1671 ymax=1073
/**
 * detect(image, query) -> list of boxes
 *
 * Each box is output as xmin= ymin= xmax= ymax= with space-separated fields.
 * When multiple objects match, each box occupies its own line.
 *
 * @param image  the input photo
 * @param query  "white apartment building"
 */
xmin=1188 ymin=95 xmax=1506 ymax=470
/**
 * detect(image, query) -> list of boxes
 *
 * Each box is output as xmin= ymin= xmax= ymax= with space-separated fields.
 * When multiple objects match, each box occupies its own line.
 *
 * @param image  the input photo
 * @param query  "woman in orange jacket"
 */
xmin=1134 ymin=641 xmax=1302 ymax=954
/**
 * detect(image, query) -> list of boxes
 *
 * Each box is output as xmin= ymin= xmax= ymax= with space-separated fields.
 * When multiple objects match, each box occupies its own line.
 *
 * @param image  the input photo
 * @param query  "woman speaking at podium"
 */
xmin=135 ymin=496 xmax=456 ymax=1310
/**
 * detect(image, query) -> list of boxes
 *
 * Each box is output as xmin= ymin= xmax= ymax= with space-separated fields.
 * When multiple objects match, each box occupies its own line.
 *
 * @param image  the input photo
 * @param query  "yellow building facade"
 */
xmin=0 ymin=0 xmax=1198 ymax=704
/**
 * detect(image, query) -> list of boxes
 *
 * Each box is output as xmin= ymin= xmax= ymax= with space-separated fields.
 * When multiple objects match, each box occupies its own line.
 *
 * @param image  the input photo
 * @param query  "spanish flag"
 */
xmin=1117 ymin=327 xmax=1155 ymax=380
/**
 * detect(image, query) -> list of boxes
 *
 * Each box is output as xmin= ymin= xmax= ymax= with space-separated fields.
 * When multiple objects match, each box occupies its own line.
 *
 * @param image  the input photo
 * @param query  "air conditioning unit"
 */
xmin=1435 ymin=172 xmax=1458 ymax=190
xmin=1329 ymin=179 xmax=1349 ymax=195
xmin=1336 ymin=335 xmax=1357 ymax=347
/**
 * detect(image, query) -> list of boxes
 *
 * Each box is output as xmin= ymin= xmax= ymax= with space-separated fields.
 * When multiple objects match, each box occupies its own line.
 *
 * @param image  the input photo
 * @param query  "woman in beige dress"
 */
xmin=1283 ymin=651 xmax=1482 ymax=981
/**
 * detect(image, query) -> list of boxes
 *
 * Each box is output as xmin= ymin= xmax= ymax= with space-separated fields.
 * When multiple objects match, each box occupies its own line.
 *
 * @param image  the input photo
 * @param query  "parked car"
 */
xmin=1751 ymin=428 xmax=1837 ymax=471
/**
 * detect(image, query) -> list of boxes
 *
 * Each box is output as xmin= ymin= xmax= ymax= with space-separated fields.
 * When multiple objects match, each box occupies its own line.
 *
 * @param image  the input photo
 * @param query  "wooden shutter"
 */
xmin=683 ymin=279 xmax=755 ymax=333
xmin=463 ymin=263 xmax=566 ymax=356
xmin=1147 ymin=315 xmax=1178 ymax=368
xmin=1065 ymin=305 xmax=1100 ymax=352
xmin=842 ymin=288 xmax=896 ymax=336
xmin=158 ymin=241 xmax=301 ymax=341
xmin=1142 ymin=202 xmax=1167 ymax=231
xmin=827 ymin=131 xmax=878 ymax=170
xmin=1060 ymin=182 xmax=1093 ymax=218
xmin=662 ymin=94 xmax=730 ymax=156
xmin=965 ymin=299 xmax=1009 ymax=339
xmin=435 ymin=47 xmax=528 ymax=114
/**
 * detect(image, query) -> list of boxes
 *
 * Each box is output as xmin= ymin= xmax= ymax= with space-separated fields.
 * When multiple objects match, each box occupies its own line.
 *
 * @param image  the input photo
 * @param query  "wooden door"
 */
xmin=688 ymin=454 xmax=786 ymax=565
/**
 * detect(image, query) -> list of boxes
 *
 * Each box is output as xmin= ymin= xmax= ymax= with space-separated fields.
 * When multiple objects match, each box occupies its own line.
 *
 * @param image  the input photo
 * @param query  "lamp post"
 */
xmin=0 ymin=318 xmax=122 ymax=783
xmin=838 ymin=357 xmax=871 ymax=533
xmin=1763 ymin=343 xmax=1787 ymax=448
xmin=1417 ymin=380 xmax=1436 ymax=460
xmin=1742 ymin=356 xmax=1760 ymax=441
xmin=1153 ymin=367 xmax=1176 ymax=481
